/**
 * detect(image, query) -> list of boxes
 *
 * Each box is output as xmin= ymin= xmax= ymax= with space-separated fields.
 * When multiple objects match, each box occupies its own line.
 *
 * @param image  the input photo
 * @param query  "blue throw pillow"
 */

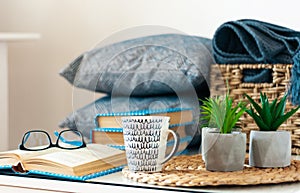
xmin=59 ymin=34 xmax=214 ymax=98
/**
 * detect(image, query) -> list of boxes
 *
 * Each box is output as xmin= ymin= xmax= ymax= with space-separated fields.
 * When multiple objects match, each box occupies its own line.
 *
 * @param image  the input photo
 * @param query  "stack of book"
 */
xmin=91 ymin=108 xmax=196 ymax=154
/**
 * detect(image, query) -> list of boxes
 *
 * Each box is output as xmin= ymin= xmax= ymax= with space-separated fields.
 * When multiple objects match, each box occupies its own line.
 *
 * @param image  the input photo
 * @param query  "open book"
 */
xmin=0 ymin=144 xmax=126 ymax=181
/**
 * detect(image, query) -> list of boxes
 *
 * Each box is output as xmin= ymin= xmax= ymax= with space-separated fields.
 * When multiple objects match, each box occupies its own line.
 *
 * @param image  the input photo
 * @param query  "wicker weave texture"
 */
xmin=209 ymin=64 xmax=300 ymax=155
xmin=122 ymin=154 xmax=300 ymax=187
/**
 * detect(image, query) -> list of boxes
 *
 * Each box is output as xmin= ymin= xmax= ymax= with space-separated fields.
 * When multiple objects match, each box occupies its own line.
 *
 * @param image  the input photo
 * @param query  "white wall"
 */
xmin=0 ymin=0 xmax=299 ymax=149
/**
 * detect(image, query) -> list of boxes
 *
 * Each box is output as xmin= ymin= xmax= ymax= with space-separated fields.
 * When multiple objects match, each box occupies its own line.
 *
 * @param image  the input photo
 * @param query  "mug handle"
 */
xmin=161 ymin=130 xmax=180 ymax=164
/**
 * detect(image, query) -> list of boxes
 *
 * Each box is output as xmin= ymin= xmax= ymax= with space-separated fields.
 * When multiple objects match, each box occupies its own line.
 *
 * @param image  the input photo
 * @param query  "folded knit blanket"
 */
xmin=212 ymin=19 xmax=300 ymax=105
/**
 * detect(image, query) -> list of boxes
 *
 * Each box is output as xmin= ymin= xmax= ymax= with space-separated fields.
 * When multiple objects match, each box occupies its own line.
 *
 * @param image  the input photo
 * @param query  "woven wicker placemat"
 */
xmin=122 ymin=154 xmax=300 ymax=187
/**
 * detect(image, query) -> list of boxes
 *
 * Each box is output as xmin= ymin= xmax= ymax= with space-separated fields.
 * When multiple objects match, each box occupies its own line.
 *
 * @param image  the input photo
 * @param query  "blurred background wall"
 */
xmin=0 ymin=0 xmax=299 ymax=149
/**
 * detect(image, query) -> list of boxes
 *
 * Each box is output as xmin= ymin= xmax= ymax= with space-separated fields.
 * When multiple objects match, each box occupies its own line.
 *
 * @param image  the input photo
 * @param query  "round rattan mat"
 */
xmin=122 ymin=154 xmax=300 ymax=187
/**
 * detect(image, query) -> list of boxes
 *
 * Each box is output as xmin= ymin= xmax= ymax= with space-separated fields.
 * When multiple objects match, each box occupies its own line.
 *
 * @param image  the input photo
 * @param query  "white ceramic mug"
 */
xmin=121 ymin=116 xmax=180 ymax=172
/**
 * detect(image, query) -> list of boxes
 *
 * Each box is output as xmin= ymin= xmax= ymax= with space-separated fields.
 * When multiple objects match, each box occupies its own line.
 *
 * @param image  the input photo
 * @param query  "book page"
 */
xmin=30 ymin=151 xmax=97 ymax=167
xmin=0 ymin=157 xmax=19 ymax=166
xmin=0 ymin=147 xmax=59 ymax=162
xmin=85 ymin=143 xmax=124 ymax=159
xmin=25 ymin=144 xmax=125 ymax=168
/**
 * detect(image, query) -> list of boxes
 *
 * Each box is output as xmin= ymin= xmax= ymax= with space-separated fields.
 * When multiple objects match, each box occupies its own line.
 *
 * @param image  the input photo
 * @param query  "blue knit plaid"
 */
xmin=213 ymin=19 xmax=300 ymax=105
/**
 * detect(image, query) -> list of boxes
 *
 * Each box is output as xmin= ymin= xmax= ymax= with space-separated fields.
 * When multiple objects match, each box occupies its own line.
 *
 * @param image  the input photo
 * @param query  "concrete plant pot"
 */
xmin=203 ymin=131 xmax=246 ymax=172
xmin=201 ymin=127 xmax=218 ymax=162
xmin=249 ymin=130 xmax=291 ymax=167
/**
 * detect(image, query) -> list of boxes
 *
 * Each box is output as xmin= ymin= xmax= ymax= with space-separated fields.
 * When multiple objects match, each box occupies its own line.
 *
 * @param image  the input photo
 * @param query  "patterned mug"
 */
xmin=121 ymin=116 xmax=180 ymax=172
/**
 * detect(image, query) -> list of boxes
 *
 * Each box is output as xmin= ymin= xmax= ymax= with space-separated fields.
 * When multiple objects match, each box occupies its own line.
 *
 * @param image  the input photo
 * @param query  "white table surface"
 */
xmin=0 ymin=169 xmax=299 ymax=193
xmin=92 ymin=171 xmax=300 ymax=193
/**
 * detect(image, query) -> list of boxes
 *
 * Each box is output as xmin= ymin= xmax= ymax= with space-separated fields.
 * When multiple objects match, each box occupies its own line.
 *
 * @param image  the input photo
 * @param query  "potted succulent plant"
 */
xmin=245 ymin=93 xmax=300 ymax=167
xmin=201 ymin=92 xmax=246 ymax=172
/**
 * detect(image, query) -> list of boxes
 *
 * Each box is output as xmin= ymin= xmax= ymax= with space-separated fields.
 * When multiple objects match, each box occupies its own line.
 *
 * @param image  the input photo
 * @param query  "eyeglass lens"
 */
xmin=57 ymin=130 xmax=84 ymax=148
xmin=22 ymin=131 xmax=51 ymax=150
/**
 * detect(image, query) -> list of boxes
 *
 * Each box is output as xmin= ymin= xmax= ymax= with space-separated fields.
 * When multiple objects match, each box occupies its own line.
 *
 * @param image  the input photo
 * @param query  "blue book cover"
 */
xmin=0 ymin=164 xmax=125 ymax=181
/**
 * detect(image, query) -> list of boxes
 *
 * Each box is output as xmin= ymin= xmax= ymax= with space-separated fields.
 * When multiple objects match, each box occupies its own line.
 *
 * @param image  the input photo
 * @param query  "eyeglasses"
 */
xmin=19 ymin=129 xmax=86 ymax=151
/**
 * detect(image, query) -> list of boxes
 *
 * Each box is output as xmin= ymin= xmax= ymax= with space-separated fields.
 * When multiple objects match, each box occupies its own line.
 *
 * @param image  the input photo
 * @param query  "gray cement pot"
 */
xmin=203 ymin=131 xmax=246 ymax=172
xmin=201 ymin=127 xmax=218 ymax=162
xmin=249 ymin=130 xmax=291 ymax=167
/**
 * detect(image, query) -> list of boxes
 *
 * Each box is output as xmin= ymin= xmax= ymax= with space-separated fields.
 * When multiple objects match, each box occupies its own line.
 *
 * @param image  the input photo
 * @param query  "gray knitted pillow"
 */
xmin=59 ymin=34 xmax=214 ymax=98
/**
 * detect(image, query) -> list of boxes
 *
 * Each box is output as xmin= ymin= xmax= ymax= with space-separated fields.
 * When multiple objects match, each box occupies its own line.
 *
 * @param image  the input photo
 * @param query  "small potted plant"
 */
xmin=245 ymin=92 xmax=300 ymax=167
xmin=201 ymin=92 xmax=246 ymax=172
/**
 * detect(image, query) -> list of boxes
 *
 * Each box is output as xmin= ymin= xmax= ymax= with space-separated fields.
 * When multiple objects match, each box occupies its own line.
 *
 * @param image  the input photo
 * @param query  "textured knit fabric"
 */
xmin=292 ymin=51 xmax=300 ymax=105
xmin=213 ymin=19 xmax=300 ymax=105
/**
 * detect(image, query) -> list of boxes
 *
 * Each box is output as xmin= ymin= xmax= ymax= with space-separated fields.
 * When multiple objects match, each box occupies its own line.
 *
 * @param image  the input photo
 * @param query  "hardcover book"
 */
xmin=92 ymin=108 xmax=196 ymax=153
xmin=91 ymin=127 xmax=192 ymax=153
xmin=95 ymin=107 xmax=194 ymax=129
xmin=0 ymin=144 xmax=126 ymax=181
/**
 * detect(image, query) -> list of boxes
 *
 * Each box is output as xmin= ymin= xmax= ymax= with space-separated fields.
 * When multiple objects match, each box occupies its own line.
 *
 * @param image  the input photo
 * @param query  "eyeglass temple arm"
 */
xmin=23 ymin=133 xmax=31 ymax=144
xmin=54 ymin=131 xmax=83 ymax=146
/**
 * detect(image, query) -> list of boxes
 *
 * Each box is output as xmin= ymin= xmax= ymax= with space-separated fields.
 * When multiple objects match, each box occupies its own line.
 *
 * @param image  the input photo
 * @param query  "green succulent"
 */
xmin=244 ymin=93 xmax=300 ymax=131
xmin=201 ymin=93 xmax=246 ymax=134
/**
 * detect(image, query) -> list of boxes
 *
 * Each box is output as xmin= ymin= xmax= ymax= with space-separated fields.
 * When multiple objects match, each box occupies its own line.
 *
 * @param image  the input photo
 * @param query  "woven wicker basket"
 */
xmin=209 ymin=64 xmax=300 ymax=155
